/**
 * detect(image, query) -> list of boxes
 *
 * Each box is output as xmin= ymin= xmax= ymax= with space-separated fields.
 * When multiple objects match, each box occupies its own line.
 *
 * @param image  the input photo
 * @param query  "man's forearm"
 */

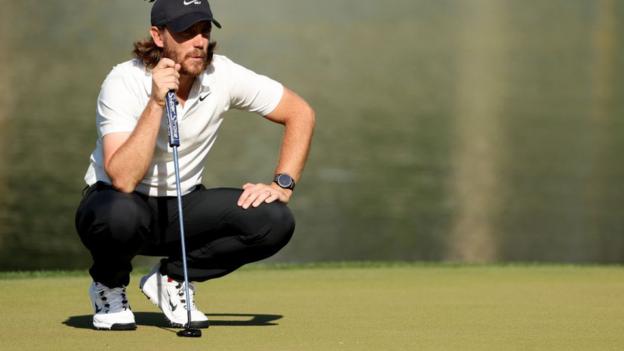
xmin=105 ymin=99 xmax=164 ymax=193
xmin=274 ymin=104 xmax=315 ymax=182
xmin=236 ymin=87 xmax=315 ymax=209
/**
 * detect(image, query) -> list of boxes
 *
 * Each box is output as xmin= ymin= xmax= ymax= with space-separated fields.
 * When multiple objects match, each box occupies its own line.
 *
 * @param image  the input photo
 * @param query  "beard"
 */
xmin=163 ymin=46 xmax=208 ymax=77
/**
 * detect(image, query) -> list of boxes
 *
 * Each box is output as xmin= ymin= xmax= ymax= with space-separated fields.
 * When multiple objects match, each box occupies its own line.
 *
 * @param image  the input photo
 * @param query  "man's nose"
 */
xmin=192 ymin=33 xmax=207 ymax=47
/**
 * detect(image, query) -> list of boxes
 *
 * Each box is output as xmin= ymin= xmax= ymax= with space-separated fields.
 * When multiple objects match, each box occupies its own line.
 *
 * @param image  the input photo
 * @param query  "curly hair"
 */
xmin=132 ymin=36 xmax=217 ymax=69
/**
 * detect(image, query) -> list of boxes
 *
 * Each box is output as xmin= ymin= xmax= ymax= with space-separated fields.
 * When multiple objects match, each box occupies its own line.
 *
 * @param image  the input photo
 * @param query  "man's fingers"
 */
xmin=264 ymin=192 xmax=279 ymax=204
xmin=252 ymin=190 xmax=283 ymax=207
xmin=252 ymin=191 xmax=270 ymax=208
xmin=164 ymin=77 xmax=180 ymax=91
xmin=238 ymin=185 xmax=263 ymax=207
xmin=151 ymin=60 xmax=181 ymax=104
xmin=241 ymin=192 xmax=258 ymax=209
xmin=157 ymin=69 xmax=179 ymax=83
xmin=245 ymin=189 xmax=266 ymax=209
xmin=237 ymin=188 xmax=252 ymax=207
xmin=238 ymin=183 xmax=289 ymax=209
xmin=239 ymin=186 xmax=272 ymax=209
xmin=156 ymin=57 xmax=176 ymax=69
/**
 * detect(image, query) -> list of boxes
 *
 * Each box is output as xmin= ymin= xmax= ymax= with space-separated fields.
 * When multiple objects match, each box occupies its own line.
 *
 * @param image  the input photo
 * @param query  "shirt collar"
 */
xmin=143 ymin=62 xmax=215 ymax=96
xmin=199 ymin=64 xmax=215 ymax=90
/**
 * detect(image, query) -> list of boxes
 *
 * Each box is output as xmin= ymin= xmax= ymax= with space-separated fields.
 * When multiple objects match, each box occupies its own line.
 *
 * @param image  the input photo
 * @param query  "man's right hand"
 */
xmin=150 ymin=58 xmax=181 ymax=107
xmin=104 ymin=58 xmax=180 ymax=193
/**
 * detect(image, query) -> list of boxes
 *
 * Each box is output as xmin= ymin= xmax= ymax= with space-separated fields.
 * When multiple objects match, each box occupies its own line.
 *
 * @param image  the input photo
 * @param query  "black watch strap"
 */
xmin=273 ymin=173 xmax=296 ymax=190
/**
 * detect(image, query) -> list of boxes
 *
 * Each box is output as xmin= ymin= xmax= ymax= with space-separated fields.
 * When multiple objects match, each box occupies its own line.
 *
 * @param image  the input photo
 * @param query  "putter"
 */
xmin=165 ymin=90 xmax=202 ymax=338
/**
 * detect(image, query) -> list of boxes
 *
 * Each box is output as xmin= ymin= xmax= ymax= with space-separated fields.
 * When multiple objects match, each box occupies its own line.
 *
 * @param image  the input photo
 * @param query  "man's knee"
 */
xmin=242 ymin=202 xmax=295 ymax=253
xmin=77 ymin=189 xmax=150 ymax=246
xmin=267 ymin=202 xmax=295 ymax=242
xmin=107 ymin=197 xmax=150 ymax=243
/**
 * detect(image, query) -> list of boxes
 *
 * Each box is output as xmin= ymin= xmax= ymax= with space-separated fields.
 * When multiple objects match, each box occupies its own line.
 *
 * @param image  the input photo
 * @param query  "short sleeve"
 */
xmin=96 ymin=67 xmax=142 ymax=137
xmin=226 ymin=59 xmax=284 ymax=116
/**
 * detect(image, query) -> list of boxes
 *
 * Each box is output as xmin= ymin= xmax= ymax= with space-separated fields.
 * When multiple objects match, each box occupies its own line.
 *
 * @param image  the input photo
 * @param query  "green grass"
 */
xmin=1 ymin=264 xmax=624 ymax=351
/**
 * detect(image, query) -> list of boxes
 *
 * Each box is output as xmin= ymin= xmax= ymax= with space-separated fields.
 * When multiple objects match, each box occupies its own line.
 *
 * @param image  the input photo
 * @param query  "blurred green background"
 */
xmin=1 ymin=0 xmax=623 ymax=270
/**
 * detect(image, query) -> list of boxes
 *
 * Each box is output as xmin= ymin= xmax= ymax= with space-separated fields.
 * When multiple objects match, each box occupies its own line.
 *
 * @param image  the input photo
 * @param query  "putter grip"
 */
xmin=165 ymin=90 xmax=180 ymax=147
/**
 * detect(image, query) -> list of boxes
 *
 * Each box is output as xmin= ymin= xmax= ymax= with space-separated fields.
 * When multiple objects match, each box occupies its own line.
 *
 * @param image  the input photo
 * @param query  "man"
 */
xmin=75 ymin=0 xmax=315 ymax=330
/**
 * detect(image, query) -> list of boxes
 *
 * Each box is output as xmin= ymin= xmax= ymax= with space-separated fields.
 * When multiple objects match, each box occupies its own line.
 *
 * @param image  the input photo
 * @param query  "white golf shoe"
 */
xmin=89 ymin=282 xmax=136 ymax=330
xmin=139 ymin=264 xmax=210 ymax=328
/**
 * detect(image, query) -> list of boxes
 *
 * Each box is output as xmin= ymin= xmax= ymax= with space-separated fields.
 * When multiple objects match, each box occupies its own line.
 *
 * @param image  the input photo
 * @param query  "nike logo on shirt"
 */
xmin=199 ymin=93 xmax=210 ymax=101
xmin=184 ymin=0 xmax=201 ymax=5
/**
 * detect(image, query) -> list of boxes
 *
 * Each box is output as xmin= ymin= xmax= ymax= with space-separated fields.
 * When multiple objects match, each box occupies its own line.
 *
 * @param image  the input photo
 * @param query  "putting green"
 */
xmin=1 ymin=263 xmax=623 ymax=351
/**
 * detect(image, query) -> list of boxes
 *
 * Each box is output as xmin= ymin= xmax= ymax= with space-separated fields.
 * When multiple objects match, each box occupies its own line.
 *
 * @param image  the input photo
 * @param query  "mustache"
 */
xmin=185 ymin=50 xmax=207 ymax=59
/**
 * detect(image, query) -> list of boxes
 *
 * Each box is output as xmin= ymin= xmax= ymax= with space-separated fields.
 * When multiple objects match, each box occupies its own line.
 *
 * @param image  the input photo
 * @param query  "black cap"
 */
xmin=151 ymin=0 xmax=222 ymax=33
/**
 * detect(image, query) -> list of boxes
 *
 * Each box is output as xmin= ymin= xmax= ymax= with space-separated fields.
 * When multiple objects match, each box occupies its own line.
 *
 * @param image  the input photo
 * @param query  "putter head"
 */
xmin=177 ymin=328 xmax=202 ymax=337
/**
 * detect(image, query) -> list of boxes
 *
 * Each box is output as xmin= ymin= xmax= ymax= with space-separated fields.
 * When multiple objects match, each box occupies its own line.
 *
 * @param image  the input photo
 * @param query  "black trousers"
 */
xmin=75 ymin=182 xmax=295 ymax=288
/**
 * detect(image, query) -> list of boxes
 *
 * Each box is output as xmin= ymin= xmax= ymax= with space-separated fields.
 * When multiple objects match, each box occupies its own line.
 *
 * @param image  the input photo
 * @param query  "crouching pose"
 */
xmin=75 ymin=0 xmax=314 ymax=330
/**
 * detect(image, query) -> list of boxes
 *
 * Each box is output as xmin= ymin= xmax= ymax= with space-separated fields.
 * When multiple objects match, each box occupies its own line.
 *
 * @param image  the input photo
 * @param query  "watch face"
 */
xmin=277 ymin=174 xmax=293 ymax=188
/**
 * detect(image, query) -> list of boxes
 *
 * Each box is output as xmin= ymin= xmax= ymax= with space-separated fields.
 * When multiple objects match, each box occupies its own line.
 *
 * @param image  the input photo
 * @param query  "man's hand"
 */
xmin=102 ymin=58 xmax=182 ymax=193
xmin=151 ymin=58 xmax=181 ymax=106
xmin=237 ymin=182 xmax=293 ymax=209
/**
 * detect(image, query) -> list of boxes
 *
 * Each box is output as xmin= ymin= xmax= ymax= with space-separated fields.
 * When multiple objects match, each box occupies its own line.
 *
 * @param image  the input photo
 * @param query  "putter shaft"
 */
xmin=172 ymin=146 xmax=193 ymax=329
xmin=166 ymin=91 xmax=196 ymax=334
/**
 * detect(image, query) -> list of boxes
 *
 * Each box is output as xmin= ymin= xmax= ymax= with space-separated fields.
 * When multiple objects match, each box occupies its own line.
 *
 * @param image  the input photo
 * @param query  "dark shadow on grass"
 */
xmin=63 ymin=315 xmax=95 ymax=329
xmin=205 ymin=313 xmax=282 ymax=326
xmin=63 ymin=312 xmax=282 ymax=329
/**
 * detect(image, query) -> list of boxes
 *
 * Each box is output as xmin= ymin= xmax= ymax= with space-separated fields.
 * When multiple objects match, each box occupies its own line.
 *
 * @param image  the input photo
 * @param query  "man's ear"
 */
xmin=150 ymin=26 xmax=165 ymax=48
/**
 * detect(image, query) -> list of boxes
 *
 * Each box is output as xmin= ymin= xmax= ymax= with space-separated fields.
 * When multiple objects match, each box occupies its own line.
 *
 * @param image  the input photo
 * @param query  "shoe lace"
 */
xmin=172 ymin=281 xmax=198 ymax=311
xmin=96 ymin=283 xmax=131 ymax=312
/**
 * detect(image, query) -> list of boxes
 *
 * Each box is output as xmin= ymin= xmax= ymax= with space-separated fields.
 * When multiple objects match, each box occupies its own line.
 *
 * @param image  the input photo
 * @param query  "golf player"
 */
xmin=75 ymin=0 xmax=315 ymax=330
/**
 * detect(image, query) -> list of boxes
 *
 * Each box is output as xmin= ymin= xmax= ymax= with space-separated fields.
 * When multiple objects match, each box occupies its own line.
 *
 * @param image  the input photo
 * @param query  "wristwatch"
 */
xmin=273 ymin=173 xmax=296 ymax=190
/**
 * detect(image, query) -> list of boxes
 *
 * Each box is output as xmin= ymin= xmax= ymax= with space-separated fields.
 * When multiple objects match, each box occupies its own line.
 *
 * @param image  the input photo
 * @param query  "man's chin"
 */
xmin=181 ymin=63 xmax=206 ymax=77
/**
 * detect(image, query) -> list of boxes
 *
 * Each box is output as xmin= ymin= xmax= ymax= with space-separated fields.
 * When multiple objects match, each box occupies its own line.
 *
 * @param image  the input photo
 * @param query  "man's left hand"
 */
xmin=237 ymin=182 xmax=293 ymax=209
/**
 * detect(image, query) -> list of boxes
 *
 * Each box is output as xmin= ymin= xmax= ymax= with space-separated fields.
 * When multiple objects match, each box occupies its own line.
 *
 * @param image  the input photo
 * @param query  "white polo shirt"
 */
xmin=83 ymin=55 xmax=284 ymax=196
